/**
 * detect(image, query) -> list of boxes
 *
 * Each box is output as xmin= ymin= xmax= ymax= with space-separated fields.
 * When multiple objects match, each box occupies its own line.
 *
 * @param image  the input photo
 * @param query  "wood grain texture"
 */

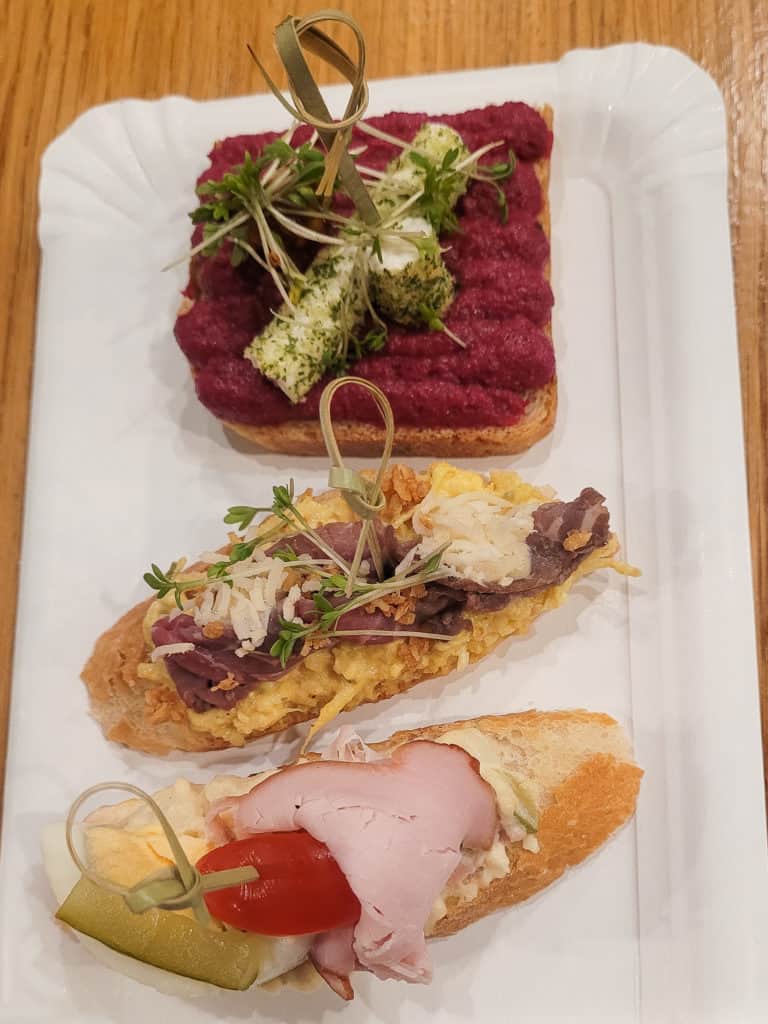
xmin=1 ymin=0 xmax=766 ymax=810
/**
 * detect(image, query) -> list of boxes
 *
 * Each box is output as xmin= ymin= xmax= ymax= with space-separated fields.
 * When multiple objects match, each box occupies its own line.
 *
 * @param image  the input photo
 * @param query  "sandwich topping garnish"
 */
xmin=139 ymin=378 xmax=624 ymax=724
xmin=57 ymin=725 xmax=549 ymax=999
xmin=144 ymin=380 xmax=460 ymax=691
xmin=172 ymin=13 xmax=517 ymax=401
xmin=51 ymin=716 xmax=642 ymax=1000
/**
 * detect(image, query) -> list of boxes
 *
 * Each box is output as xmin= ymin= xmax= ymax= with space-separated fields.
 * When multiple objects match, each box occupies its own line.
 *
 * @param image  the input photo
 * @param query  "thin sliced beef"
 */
xmin=152 ymin=489 xmax=609 ymax=711
xmin=268 ymin=521 xmax=415 ymax=573
xmin=440 ymin=489 xmax=610 ymax=597
xmin=152 ymin=612 xmax=298 ymax=712
xmin=533 ymin=487 xmax=609 ymax=544
xmin=293 ymin=595 xmax=470 ymax=642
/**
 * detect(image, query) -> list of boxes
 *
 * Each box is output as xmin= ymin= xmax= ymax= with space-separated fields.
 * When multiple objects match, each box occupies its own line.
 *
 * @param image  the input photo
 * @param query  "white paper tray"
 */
xmin=1 ymin=44 xmax=766 ymax=1023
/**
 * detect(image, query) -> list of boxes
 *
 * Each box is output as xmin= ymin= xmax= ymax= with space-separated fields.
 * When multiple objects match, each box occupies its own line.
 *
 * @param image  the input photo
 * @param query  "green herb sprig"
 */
xmin=191 ymin=140 xmax=327 ymax=266
xmin=471 ymin=148 xmax=517 ymax=224
xmin=145 ymin=480 xmax=356 ymax=609
xmin=144 ymin=484 xmax=453 ymax=665
xmin=417 ymin=303 xmax=466 ymax=349
xmin=408 ymin=147 xmax=465 ymax=234
xmin=358 ymin=121 xmax=518 ymax=231
xmin=143 ymin=562 xmax=198 ymax=610
xmin=269 ymin=543 xmax=451 ymax=666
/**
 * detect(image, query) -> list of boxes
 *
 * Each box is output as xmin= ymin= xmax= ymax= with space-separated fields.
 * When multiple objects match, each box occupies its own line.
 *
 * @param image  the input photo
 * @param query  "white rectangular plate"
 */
xmin=1 ymin=44 xmax=766 ymax=1023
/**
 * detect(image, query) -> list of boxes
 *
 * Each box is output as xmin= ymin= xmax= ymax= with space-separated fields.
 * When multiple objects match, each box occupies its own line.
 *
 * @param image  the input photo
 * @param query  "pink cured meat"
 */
xmin=175 ymin=101 xmax=554 ymax=428
xmin=208 ymin=741 xmax=498 ymax=994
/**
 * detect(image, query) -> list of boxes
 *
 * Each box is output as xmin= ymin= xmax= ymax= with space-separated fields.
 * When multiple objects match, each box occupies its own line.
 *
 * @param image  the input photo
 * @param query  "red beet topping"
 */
xmin=175 ymin=102 xmax=554 ymax=429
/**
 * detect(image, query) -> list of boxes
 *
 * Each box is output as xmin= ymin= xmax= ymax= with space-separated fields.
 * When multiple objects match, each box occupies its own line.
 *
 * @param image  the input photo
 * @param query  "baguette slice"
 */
xmin=192 ymin=106 xmax=554 ymax=457
xmin=82 ymin=541 xmax=623 ymax=757
xmin=44 ymin=711 xmax=641 ymax=998
xmin=385 ymin=711 xmax=641 ymax=940
xmin=82 ymin=464 xmax=630 ymax=756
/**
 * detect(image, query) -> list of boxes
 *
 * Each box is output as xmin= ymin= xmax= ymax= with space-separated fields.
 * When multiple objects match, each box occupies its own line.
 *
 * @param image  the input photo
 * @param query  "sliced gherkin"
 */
xmin=56 ymin=877 xmax=268 ymax=991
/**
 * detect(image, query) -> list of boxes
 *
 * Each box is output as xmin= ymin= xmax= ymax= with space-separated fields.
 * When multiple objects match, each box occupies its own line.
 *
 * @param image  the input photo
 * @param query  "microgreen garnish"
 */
xmin=145 ymin=496 xmax=452 ymax=665
xmin=419 ymin=547 xmax=447 ymax=576
xmin=165 ymin=129 xmax=335 ymax=310
xmin=325 ymin=326 xmax=388 ymax=376
xmin=417 ymin=303 xmax=467 ymax=349
xmin=408 ymin=147 xmax=465 ymax=234
xmin=471 ymin=148 xmax=517 ymax=225
xmin=270 ymin=619 xmax=311 ymax=667
xmin=141 ymin=565 xmax=185 ymax=602
xmin=223 ymin=505 xmax=269 ymax=530
xmin=267 ymin=545 xmax=451 ymax=667
xmin=358 ymin=121 xmax=517 ymax=227
xmin=170 ymin=119 xmax=518 ymax=385
xmin=144 ymin=561 xmax=227 ymax=606
xmin=349 ymin=327 xmax=387 ymax=362
xmin=146 ymin=481 xmax=359 ymax=610
xmin=272 ymin=545 xmax=298 ymax=562
xmin=191 ymin=141 xmax=327 ymax=265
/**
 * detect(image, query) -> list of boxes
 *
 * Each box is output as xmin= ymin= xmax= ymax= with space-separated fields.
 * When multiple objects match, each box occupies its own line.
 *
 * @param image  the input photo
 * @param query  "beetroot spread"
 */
xmin=152 ymin=491 xmax=607 ymax=713
xmin=175 ymin=102 xmax=554 ymax=429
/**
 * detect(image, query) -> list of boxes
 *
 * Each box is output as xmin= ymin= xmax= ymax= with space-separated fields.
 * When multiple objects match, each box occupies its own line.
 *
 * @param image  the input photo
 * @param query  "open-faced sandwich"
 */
xmin=45 ymin=712 xmax=642 ymax=1000
xmin=175 ymin=83 xmax=555 ymax=454
xmin=83 ymin=462 xmax=637 ymax=754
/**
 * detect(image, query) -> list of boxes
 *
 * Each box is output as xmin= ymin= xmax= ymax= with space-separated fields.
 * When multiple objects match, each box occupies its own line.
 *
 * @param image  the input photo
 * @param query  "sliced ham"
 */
xmin=310 ymin=926 xmax=356 ymax=999
xmin=207 ymin=741 xmax=498 ymax=996
xmin=320 ymin=726 xmax=385 ymax=763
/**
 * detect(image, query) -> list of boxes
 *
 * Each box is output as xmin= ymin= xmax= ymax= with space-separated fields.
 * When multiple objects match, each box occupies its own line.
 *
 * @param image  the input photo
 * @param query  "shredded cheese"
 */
xmin=410 ymin=488 xmax=537 ymax=586
xmin=150 ymin=643 xmax=195 ymax=662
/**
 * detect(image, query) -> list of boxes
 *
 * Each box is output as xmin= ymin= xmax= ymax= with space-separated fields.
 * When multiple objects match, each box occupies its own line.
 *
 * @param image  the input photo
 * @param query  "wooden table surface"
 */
xmin=1 ymin=0 xmax=766 ymax=810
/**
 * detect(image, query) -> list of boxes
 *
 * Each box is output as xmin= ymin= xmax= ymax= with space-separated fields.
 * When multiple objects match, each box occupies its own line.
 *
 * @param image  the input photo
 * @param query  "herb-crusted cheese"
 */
xmin=246 ymin=122 xmax=470 ymax=402
xmin=369 ymin=124 xmax=469 ymax=326
xmin=369 ymin=216 xmax=454 ymax=325
xmin=375 ymin=123 xmax=470 ymax=216
xmin=245 ymin=246 xmax=366 ymax=404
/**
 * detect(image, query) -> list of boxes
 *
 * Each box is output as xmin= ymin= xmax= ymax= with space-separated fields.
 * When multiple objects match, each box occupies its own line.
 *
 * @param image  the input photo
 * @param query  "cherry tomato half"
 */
xmin=196 ymin=831 xmax=361 ymax=936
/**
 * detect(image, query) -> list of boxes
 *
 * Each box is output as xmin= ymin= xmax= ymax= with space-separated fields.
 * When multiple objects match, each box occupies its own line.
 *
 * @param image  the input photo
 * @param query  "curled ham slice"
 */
xmin=320 ymin=726 xmax=385 ymax=764
xmin=207 ymin=741 xmax=498 ymax=996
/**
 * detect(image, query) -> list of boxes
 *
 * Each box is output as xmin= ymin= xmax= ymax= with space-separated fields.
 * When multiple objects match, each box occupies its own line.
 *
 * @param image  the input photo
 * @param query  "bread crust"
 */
xmin=271 ymin=731 xmax=640 ymax=991
xmin=194 ymin=105 xmax=556 ymax=457
xmin=80 ymin=599 xmax=230 ymax=755
xmin=366 ymin=711 xmax=642 ymax=938
xmin=64 ymin=710 xmax=640 ymax=995
xmin=221 ymin=379 xmax=557 ymax=457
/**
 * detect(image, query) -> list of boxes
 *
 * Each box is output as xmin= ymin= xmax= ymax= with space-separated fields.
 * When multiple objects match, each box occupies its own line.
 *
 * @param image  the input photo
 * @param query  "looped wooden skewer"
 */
xmin=319 ymin=377 xmax=394 ymax=591
xmin=248 ymin=10 xmax=380 ymax=225
xmin=65 ymin=783 xmax=258 ymax=927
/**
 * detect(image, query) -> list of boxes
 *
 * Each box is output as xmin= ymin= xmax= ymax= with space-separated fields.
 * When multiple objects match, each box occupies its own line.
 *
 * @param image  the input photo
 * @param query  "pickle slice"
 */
xmin=56 ymin=877 xmax=267 ymax=990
